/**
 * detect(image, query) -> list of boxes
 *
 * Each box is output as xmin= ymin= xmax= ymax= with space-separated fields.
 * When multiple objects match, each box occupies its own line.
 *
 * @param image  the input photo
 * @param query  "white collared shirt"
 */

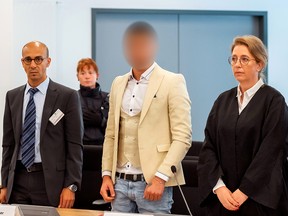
xmin=18 ymin=77 xmax=50 ymax=163
xmin=121 ymin=62 xmax=155 ymax=116
xmin=115 ymin=63 xmax=155 ymax=176
xmin=237 ymin=79 xmax=265 ymax=114
xmin=102 ymin=63 xmax=155 ymax=177
xmin=213 ymin=78 xmax=265 ymax=193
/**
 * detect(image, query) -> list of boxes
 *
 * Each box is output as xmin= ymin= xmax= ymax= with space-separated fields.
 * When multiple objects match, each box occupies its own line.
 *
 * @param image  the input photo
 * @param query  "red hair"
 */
xmin=77 ymin=58 xmax=99 ymax=74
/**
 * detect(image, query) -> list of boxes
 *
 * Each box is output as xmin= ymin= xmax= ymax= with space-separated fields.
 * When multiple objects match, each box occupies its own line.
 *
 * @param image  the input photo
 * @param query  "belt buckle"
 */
xmin=123 ymin=173 xmax=127 ymax=181
xmin=133 ymin=174 xmax=137 ymax=181
xmin=26 ymin=167 xmax=32 ymax=173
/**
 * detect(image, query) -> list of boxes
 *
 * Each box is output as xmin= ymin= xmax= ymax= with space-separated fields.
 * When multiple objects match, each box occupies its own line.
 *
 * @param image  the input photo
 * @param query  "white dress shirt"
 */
xmin=121 ymin=62 xmax=155 ymax=116
xmin=18 ymin=77 xmax=50 ymax=163
xmin=114 ymin=62 xmax=155 ymax=177
xmin=213 ymin=78 xmax=265 ymax=193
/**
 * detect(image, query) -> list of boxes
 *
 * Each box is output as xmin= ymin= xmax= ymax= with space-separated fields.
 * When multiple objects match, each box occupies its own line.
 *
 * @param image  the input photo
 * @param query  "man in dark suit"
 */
xmin=0 ymin=41 xmax=83 ymax=208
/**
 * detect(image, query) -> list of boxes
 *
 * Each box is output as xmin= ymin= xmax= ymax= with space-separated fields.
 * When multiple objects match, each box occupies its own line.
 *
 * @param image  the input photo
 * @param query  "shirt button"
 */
xmin=136 ymin=82 xmax=139 ymax=85
xmin=130 ymin=109 xmax=132 ymax=112
xmin=133 ymin=95 xmax=135 ymax=98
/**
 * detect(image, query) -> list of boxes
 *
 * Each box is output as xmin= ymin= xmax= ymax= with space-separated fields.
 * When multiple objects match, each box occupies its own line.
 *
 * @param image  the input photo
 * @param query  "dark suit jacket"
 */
xmin=1 ymin=79 xmax=83 ymax=206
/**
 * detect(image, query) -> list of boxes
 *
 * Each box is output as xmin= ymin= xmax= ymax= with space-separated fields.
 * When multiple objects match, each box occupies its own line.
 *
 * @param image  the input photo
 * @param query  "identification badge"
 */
xmin=49 ymin=109 xmax=64 ymax=126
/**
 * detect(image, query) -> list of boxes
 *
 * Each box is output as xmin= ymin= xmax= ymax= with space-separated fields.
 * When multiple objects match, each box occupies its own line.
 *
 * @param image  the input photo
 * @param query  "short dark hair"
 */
xmin=124 ymin=21 xmax=157 ymax=40
xmin=46 ymin=46 xmax=49 ymax=57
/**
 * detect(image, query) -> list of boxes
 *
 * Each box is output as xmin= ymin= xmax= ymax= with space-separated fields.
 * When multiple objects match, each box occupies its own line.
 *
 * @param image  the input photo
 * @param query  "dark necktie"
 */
xmin=21 ymin=88 xmax=39 ymax=168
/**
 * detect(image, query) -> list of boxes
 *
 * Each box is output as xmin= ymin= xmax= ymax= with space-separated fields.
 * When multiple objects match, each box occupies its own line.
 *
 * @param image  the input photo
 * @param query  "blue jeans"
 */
xmin=112 ymin=178 xmax=174 ymax=214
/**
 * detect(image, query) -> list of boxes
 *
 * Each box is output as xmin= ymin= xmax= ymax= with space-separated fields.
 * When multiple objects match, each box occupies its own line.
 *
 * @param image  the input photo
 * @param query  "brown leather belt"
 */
xmin=116 ymin=172 xmax=145 ymax=182
xmin=16 ymin=161 xmax=43 ymax=172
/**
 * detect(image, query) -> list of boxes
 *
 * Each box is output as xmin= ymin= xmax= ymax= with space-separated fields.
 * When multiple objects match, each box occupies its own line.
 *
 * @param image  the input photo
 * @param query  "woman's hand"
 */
xmin=215 ymin=186 xmax=239 ymax=211
xmin=232 ymin=189 xmax=248 ymax=207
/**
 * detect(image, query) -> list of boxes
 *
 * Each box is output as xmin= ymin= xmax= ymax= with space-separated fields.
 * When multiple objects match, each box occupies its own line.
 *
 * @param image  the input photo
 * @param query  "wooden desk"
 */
xmin=57 ymin=208 xmax=103 ymax=216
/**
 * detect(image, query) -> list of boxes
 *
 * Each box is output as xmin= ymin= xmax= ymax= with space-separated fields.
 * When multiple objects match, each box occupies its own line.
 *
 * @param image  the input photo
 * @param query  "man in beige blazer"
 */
xmin=100 ymin=21 xmax=192 ymax=214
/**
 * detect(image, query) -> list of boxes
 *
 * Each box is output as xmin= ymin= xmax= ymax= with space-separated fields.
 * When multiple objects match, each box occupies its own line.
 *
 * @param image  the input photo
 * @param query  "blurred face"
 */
xmin=22 ymin=42 xmax=51 ymax=86
xmin=231 ymin=45 xmax=263 ymax=85
xmin=77 ymin=65 xmax=98 ymax=88
xmin=124 ymin=33 xmax=157 ymax=70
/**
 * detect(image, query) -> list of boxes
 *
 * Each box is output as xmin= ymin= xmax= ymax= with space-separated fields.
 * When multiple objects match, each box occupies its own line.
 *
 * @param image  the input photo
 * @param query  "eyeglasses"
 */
xmin=228 ymin=56 xmax=256 ymax=66
xmin=22 ymin=56 xmax=47 ymax=65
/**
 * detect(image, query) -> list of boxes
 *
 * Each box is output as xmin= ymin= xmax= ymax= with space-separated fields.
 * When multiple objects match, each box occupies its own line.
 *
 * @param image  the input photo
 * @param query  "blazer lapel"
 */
xmin=139 ymin=66 xmax=165 ymax=124
xmin=14 ymin=86 xmax=26 ymax=148
xmin=40 ymin=80 xmax=59 ymax=140
xmin=114 ymin=74 xmax=130 ymax=124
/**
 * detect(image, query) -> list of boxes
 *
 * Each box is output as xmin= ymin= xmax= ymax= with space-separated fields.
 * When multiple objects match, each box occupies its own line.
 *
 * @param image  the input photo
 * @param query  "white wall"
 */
xmin=0 ymin=0 xmax=14 ymax=178
xmin=11 ymin=0 xmax=288 ymax=96
xmin=13 ymin=0 xmax=59 ymax=86
xmin=0 ymin=0 xmax=287 ymax=171
xmin=13 ymin=0 xmax=288 ymax=95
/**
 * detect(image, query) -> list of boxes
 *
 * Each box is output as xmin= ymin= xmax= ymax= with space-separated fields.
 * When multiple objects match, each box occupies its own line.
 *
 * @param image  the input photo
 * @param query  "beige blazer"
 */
xmin=102 ymin=65 xmax=192 ymax=186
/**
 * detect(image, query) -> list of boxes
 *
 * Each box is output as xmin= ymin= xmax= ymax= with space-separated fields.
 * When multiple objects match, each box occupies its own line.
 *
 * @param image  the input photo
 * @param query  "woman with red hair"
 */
xmin=77 ymin=58 xmax=109 ymax=145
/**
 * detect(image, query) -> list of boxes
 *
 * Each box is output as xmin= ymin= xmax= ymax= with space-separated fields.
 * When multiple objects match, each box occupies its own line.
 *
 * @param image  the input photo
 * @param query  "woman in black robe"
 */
xmin=197 ymin=35 xmax=288 ymax=216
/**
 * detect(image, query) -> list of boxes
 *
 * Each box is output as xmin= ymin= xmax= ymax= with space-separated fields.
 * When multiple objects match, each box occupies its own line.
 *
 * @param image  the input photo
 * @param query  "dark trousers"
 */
xmin=206 ymin=198 xmax=282 ymax=216
xmin=9 ymin=162 xmax=51 ymax=206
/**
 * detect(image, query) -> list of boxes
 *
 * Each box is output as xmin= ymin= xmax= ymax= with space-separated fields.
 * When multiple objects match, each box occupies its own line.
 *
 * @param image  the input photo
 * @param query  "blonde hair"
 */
xmin=231 ymin=35 xmax=268 ymax=79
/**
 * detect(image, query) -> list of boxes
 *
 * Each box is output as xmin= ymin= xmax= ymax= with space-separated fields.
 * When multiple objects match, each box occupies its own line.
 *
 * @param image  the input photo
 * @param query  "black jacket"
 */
xmin=197 ymin=84 xmax=288 ymax=214
xmin=78 ymin=83 xmax=109 ymax=145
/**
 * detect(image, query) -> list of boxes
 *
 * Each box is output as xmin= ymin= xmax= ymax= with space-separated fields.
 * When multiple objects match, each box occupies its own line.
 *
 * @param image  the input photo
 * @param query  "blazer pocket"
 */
xmin=157 ymin=144 xmax=171 ymax=152
xmin=56 ymin=162 xmax=65 ymax=171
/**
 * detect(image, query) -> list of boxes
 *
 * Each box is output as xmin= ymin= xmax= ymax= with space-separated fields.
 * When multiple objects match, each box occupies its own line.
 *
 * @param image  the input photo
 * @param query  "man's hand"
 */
xmin=100 ymin=176 xmax=115 ymax=202
xmin=144 ymin=176 xmax=165 ymax=201
xmin=0 ymin=188 xmax=7 ymax=204
xmin=232 ymin=189 xmax=248 ymax=207
xmin=58 ymin=188 xmax=75 ymax=208
xmin=215 ymin=186 xmax=239 ymax=211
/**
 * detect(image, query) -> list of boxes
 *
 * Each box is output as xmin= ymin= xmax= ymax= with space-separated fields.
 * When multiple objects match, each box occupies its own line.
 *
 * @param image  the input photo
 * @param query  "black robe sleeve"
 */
xmin=239 ymin=93 xmax=288 ymax=209
xmin=197 ymin=96 xmax=223 ymax=206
